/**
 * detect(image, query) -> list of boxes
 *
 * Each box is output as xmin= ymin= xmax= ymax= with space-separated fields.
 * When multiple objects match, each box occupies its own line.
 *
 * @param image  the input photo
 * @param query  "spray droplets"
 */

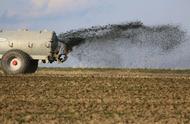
xmin=58 ymin=22 xmax=188 ymax=68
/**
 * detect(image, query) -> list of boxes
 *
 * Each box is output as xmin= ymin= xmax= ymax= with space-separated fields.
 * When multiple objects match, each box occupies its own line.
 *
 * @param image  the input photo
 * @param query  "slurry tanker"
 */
xmin=0 ymin=29 xmax=70 ymax=74
xmin=0 ymin=22 xmax=185 ymax=74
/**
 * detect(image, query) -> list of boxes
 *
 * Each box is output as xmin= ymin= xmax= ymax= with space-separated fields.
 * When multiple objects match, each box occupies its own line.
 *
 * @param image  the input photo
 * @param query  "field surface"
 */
xmin=1 ymin=68 xmax=190 ymax=124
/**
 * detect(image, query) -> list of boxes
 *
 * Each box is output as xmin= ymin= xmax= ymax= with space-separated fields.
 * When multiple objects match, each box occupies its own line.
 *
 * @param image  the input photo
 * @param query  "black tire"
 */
xmin=1 ymin=50 xmax=31 ymax=75
xmin=27 ymin=60 xmax=38 ymax=73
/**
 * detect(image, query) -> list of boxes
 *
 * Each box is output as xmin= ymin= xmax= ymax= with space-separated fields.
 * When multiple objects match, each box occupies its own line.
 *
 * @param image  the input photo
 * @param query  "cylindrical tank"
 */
xmin=0 ymin=30 xmax=58 ymax=60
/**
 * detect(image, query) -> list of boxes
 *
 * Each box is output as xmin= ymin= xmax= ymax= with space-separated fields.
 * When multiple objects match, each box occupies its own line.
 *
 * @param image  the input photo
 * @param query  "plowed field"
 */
xmin=0 ymin=68 xmax=190 ymax=124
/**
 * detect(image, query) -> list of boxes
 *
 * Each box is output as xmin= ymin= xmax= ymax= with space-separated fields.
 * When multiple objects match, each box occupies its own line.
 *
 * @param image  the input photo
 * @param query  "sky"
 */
xmin=0 ymin=0 xmax=190 ymax=33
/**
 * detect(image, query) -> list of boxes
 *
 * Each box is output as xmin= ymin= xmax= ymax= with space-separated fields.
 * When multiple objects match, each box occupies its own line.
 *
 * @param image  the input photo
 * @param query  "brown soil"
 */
xmin=0 ymin=68 xmax=190 ymax=124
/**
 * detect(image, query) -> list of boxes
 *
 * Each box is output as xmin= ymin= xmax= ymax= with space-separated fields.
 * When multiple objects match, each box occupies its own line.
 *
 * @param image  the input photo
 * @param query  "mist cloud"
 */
xmin=57 ymin=22 xmax=189 ymax=69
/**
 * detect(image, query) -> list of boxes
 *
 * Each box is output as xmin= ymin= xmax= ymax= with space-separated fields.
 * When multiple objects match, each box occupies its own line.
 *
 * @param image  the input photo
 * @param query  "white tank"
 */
xmin=0 ymin=30 xmax=58 ymax=60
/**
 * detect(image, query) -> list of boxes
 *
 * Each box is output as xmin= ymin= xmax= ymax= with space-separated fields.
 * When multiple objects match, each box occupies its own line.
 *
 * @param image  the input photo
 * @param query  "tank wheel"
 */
xmin=1 ymin=50 xmax=31 ymax=74
xmin=27 ymin=60 xmax=38 ymax=73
